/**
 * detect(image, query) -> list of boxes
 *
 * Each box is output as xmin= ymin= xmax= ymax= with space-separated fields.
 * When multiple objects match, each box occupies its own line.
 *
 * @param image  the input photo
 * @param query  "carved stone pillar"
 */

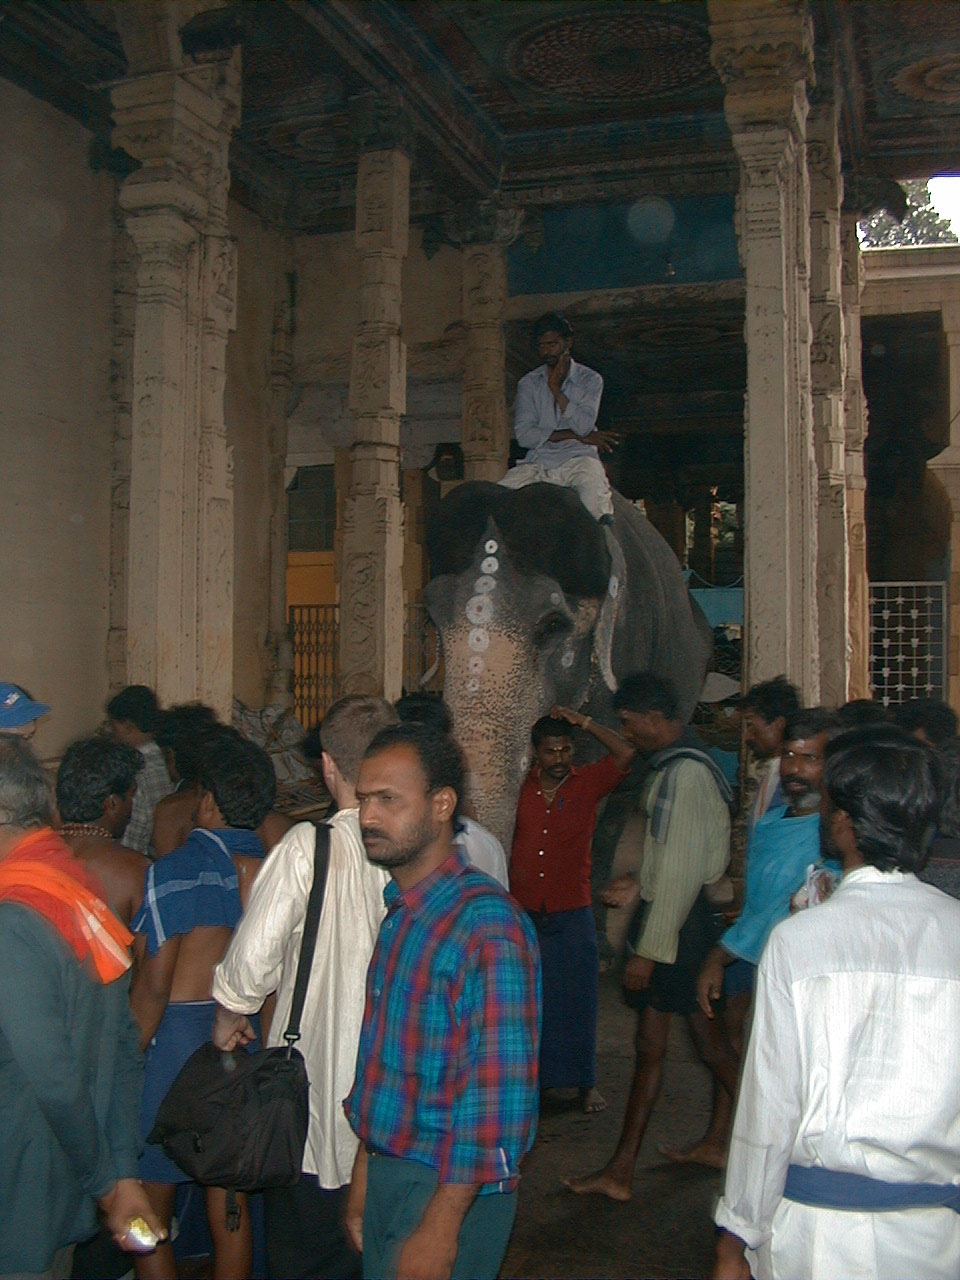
xmin=338 ymin=132 xmax=409 ymax=698
xmin=709 ymin=1 xmax=819 ymax=699
xmin=444 ymin=204 xmax=524 ymax=482
xmin=841 ymin=212 xmax=871 ymax=700
xmin=266 ymin=265 xmax=295 ymax=706
xmin=808 ymin=97 xmax=848 ymax=705
xmin=111 ymin=13 xmax=240 ymax=717
xmin=927 ymin=302 xmax=960 ymax=710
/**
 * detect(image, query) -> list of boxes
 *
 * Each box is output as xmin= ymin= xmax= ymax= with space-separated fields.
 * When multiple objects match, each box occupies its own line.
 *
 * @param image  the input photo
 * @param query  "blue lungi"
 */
xmin=528 ymin=905 xmax=598 ymax=1089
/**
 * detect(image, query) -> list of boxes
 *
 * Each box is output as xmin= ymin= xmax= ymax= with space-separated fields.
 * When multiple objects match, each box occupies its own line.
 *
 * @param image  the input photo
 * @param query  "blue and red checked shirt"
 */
xmin=344 ymin=844 xmax=541 ymax=1192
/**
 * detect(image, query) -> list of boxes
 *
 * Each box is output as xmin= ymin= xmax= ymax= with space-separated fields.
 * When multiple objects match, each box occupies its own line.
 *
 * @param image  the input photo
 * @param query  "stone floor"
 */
xmin=500 ymin=971 xmax=723 ymax=1280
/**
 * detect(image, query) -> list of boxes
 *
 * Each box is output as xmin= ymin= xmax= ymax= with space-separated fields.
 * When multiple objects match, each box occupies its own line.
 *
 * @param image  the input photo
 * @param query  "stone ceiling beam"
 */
xmin=294 ymin=0 xmax=501 ymax=196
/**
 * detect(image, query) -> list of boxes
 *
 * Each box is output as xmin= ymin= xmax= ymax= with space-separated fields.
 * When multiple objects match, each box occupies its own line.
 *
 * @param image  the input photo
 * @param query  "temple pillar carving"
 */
xmin=266 ymin=264 xmax=295 ymax=706
xmin=444 ymin=203 xmax=524 ymax=482
xmin=840 ymin=211 xmax=871 ymax=700
xmin=111 ymin=10 xmax=240 ymax=716
xmin=808 ymin=96 xmax=848 ymax=705
xmin=709 ymin=1 xmax=819 ymax=700
xmin=927 ymin=302 xmax=960 ymax=710
xmin=337 ymin=127 xmax=409 ymax=698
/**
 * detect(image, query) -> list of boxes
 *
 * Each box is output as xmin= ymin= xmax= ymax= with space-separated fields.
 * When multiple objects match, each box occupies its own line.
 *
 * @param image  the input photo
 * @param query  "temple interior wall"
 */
xmin=0 ymin=78 xmax=115 ymax=757
xmin=226 ymin=201 xmax=288 ymax=707
xmin=289 ymin=228 xmax=465 ymax=471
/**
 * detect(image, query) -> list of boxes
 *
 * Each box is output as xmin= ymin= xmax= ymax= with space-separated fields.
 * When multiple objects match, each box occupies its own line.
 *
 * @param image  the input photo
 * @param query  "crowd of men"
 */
xmin=3 ymin=669 xmax=960 ymax=1280
xmin=1 ymin=306 xmax=958 ymax=1280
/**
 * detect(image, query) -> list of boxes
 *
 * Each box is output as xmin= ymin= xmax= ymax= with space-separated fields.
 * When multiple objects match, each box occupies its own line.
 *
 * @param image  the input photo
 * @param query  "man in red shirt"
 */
xmin=510 ymin=707 xmax=634 ymax=1112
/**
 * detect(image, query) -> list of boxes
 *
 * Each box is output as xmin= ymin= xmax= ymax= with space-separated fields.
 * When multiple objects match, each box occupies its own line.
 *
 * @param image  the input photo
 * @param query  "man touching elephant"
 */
xmin=510 ymin=707 xmax=635 ymax=1113
xmin=499 ymin=311 xmax=618 ymax=523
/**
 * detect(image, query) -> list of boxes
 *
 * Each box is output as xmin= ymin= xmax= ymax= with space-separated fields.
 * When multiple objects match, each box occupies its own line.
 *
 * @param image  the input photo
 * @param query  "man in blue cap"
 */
xmin=0 ymin=683 xmax=50 ymax=738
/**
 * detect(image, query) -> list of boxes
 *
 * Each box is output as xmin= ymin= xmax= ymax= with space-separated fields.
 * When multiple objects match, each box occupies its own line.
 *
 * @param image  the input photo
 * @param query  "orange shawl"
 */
xmin=0 ymin=827 xmax=133 ymax=983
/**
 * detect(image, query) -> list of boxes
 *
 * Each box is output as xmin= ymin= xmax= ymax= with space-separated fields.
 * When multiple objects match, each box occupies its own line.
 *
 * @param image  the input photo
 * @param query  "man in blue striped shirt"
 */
xmin=344 ymin=723 xmax=541 ymax=1280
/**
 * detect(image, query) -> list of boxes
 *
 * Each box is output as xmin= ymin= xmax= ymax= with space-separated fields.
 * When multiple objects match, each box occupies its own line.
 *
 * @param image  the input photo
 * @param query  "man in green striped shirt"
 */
xmin=564 ymin=671 xmax=735 ymax=1202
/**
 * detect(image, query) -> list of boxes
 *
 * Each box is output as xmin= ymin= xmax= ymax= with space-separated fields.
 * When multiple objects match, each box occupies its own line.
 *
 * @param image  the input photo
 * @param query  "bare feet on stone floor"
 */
xmin=562 ymin=1166 xmax=633 ymax=1202
xmin=657 ymin=1138 xmax=727 ymax=1170
xmin=581 ymin=1086 xmax=607 ymax=1114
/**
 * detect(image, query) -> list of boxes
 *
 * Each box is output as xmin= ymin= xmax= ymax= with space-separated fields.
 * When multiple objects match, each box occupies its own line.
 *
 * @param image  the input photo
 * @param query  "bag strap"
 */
xmin=283 ymin=821 xmax=331 ymax=1051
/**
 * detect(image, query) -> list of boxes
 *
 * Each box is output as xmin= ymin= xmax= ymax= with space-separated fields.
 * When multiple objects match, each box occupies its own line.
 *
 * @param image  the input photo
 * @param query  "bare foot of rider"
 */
xmin=657 ymin=1137 xmax=727 ymax=1170
xmin=562 ymin=1164 xmax=632 ymax=1201
xmin=581 ymin=1086 xmax=607 ymax=1114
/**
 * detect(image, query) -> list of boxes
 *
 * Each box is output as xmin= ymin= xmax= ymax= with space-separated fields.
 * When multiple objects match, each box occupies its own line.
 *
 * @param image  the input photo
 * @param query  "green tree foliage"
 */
xmin=859 ymin=180 xmax=958 ymax=248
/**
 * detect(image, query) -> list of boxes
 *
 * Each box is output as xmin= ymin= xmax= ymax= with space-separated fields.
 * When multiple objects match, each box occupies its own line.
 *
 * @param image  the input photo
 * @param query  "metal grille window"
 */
xmin=288 ymin=465 xmax=335 ymax=552
xmin=869 ymin=581 xmax=947 ymax=708
xmin=290 ymin=604 xmax=338 ymax=730
xmin=289 ymin=604 xmax=441 ymax=727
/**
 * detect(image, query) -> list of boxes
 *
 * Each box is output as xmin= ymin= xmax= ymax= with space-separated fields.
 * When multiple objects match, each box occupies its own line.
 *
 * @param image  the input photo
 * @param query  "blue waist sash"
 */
xmin=784 ymin=1164 xmax=960 ymax=1214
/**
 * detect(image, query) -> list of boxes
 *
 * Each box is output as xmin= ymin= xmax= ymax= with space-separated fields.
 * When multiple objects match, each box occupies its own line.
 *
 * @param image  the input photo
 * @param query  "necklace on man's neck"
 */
xmin=539 ymin=773 xmax=568 ymax=806
xmin=60 ymin=822 xmax=112 ymax=841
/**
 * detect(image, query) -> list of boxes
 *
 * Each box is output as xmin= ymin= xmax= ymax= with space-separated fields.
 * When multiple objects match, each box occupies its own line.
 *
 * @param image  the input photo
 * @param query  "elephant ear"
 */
xmin=592 ymin=526 xmax=626 ymax=691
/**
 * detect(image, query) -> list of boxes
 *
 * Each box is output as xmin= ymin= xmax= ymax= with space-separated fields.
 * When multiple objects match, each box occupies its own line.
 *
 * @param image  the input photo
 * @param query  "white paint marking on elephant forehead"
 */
xmin=468 ymin=655 xmax=484 ymax=675
xmin=484 ymin=539 xmax=498 ymax=554
xmin=480 ymin=556 xmax=499 ymax=575
xmin=465 ymin=594 xmax=493 ymax=625
xmin=474 ymin=575 xmax=496 ymax=594
xmin=550 ymin=591 xmax=561 ymax=605
xmin=468 ymin=627 xmax=490 ymax=652
xmin=560 ymin=647 xmax=575 ymax=668
xmin=519 ymin=753 xmax=529 ymax=774
xmin=466 ymin=677 xmax=480 ymax=692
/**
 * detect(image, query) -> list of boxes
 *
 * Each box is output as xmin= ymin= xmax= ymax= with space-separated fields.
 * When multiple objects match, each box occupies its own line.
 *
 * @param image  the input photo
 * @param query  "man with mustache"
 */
xmin=682 ymin=710 xmax=838 ymax=1169
xmin=499 ymin=311 xmax=618 ymax=524
xmin=344 ymin=723 xmax=541 ymax=1280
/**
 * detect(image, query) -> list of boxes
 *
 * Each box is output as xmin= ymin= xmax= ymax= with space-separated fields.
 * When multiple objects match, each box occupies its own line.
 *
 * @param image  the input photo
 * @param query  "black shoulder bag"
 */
xmin=147 ymin=822 xmax=331 ymax=1202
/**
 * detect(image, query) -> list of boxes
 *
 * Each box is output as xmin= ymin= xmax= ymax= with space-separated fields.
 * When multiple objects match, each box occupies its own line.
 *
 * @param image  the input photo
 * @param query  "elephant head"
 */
xmin=424 ymin=482 xmax=711 ymax=848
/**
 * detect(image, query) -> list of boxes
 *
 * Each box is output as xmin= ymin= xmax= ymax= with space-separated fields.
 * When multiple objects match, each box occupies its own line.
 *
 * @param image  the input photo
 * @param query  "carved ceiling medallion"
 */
xmin=892 ymin=56 xmax=960 ymax=106
xmin=508 ymin=12 xmax=713 ymax=103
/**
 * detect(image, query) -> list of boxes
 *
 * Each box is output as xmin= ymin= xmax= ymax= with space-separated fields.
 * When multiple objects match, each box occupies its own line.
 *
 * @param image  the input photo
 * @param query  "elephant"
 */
xmin=423 ymin=481 xmax=712 ymax=848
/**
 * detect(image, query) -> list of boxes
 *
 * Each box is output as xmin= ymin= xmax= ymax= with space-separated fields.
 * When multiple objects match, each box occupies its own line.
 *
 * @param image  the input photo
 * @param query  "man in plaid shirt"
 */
xmin=344 ymin=723 xmax=541 ymax=1280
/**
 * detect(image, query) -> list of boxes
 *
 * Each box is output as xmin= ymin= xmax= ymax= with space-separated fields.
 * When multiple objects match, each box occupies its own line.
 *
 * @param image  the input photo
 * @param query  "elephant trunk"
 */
xmin=440 ymin=623 xmax=544 ymax=851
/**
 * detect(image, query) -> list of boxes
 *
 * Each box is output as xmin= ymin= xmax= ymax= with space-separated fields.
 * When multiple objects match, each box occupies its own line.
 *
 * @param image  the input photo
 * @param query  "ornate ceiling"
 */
xmin=1 ymin=0 xmax=957 ymax=516
xmin=3 ymin=1 xmax=960 ymax=233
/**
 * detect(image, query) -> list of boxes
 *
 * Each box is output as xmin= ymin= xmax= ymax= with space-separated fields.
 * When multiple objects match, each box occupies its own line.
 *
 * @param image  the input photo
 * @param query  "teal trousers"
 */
xmin=362 ymin=1153 xmax=517 ymax=1280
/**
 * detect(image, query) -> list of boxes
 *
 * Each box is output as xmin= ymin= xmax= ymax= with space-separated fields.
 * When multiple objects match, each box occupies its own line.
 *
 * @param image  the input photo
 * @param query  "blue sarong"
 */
xmin=722 ymin=806 xmax=820 ymax=965
xmin=784 ymin=1163 xmax=960 ymax=1214
xmin=528 ymin=905 xmax=598 ymax=1089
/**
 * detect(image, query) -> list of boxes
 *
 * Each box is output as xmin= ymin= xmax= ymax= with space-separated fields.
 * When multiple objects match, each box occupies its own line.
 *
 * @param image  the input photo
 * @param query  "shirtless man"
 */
xmin=56 ymin=737 xmax=146 ymax=927
xmin=130 ymin=731 xmax=274 ymax=1280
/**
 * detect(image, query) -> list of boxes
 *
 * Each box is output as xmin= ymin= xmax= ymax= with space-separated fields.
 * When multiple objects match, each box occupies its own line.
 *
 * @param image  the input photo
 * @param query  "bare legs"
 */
xmin=133 ymin=1182 xmax=252 ymax=1280
xmin=564 ymin=1000 xmax=744 ymax=1199
xmin=659 ymin=991 xmax=750 ymax=1169
xmin=564 ymin=1006 xmax=671 ymax=1201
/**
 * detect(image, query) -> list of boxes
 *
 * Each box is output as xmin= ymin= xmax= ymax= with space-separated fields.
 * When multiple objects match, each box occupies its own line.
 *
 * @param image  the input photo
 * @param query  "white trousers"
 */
xmin=498 ymin=455 xmax=614 ymax=520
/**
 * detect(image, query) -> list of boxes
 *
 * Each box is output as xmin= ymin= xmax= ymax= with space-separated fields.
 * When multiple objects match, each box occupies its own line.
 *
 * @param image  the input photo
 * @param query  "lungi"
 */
xmin=528 ymin=905 xmax=598 ymax=1089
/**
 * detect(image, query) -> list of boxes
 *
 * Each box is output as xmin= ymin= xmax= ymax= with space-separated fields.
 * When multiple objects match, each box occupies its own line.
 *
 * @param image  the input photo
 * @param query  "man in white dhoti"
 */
xmin=713 ymin=726 xmax=960 ymax=1280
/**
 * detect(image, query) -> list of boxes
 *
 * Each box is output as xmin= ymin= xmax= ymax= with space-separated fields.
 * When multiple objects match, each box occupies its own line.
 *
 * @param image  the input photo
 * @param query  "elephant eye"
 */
xmin=533 ymin=611 xmax=571 ymax=648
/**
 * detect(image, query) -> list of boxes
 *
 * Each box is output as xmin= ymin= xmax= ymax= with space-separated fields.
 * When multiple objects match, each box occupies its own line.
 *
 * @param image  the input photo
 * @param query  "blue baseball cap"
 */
xmin=0 ymin=683 xmax=51 ymax=729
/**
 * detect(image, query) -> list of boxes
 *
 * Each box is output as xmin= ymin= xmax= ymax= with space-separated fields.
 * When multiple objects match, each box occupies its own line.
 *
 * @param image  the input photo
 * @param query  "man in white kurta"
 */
xmin=211 ymin=695 xmax=398 ymax=1279
xmin=714 ymin=729 xmax=960 ymax=1280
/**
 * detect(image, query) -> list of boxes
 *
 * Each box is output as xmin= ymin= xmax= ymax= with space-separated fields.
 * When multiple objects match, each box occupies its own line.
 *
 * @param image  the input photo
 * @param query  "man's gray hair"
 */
xmin=0 ymin=734 xmax=54 ymax=829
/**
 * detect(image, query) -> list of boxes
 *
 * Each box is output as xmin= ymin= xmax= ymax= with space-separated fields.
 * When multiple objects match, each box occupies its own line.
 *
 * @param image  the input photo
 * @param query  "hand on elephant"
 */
xmin=550 ymin=704 xmax=590 ymax=729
